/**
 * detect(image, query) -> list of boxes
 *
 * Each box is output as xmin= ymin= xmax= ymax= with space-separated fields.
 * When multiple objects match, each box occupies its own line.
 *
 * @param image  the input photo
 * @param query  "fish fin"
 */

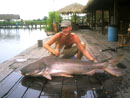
xmin=108 ymin=54 xmax=124 ymax=66
xmin=84 ymin=69 xmax=96 ymax=76
xmin=103 ymin=66 xmax=122 ymax=77
xmin=58 ymin=74 xmax=73 ymax=77
xmin=42 ymin=71 xmax=52 ymax=80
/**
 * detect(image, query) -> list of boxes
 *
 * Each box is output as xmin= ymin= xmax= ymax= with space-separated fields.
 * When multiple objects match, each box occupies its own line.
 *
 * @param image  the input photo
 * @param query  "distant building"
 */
xmin=0 ymin=14 xmax=20 ymax=20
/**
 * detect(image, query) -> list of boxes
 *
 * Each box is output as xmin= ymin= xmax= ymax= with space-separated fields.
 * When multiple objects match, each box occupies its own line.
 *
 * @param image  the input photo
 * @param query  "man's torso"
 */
xmin=58 ymin=33 xmax=77 ymax=49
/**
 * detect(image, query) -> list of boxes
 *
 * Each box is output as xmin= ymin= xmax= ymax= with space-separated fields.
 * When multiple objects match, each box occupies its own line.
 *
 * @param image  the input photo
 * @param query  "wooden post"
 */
xmin=101 ymin=10 xmax=104 ymax=34
xmin=114 ymin=0 xmax=118 ymax=25
xmin=38 ymin=40 xmax=43 ymax=47
xmin=94 ymin=10 xmax=96 ymax=30
xmin=91 ymin=10 xmax=94 ymax=30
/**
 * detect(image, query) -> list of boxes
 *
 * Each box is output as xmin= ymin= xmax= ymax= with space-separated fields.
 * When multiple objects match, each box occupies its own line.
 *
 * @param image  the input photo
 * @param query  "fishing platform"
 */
xmin=0 ymin=30 xmax=130 ymax=98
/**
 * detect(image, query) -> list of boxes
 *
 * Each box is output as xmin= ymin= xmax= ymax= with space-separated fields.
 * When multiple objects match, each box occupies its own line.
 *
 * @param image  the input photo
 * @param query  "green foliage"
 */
xmin=71 ymin=14 xmax=79 ymax=23
xmin=45 ymin=11 xmax=62 ymax=31
xmin=96 ymin=10 xmax=109 ymax=23
xmin=0 ymin=17 xmax=49 ymax=27
xmin=0 ymin=13 xmax=62 ymax=29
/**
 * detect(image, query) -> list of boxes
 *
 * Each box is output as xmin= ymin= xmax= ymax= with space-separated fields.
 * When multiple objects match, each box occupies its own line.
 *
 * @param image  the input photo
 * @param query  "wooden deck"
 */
xmin=0 ymin=29 xmax=130 ymax=98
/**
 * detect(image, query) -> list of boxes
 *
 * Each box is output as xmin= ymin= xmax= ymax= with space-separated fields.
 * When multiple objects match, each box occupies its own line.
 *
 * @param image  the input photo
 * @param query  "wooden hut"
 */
xmin=58 ymin=3 xmax=84 ymax=14
xmin=83 ymin=0 xmax=130 ymax=46
xmin=83 ymin=0 xmax=130 ymax=33
xmin=0 ymin=14 xmax=20 ymax=20
xmin=58 ymin=3 xmax=85 ymax=30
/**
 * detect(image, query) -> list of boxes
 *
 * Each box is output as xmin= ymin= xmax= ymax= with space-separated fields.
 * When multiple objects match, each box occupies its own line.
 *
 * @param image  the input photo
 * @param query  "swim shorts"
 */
xmin=59 ymin=45 xmax=78 ymax=58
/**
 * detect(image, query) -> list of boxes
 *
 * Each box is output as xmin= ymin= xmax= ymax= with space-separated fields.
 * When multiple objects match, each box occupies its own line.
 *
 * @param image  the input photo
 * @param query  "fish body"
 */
xmin=20 ymin=54 xmax=124 ymax=80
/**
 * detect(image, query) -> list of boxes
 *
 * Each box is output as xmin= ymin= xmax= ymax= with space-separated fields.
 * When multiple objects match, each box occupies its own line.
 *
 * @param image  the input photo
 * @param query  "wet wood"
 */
xmin=0 ymin=68 xmax=14 ymax=82
xmin=3 ymin=77 xmax=30 ymax=98
xmin=76 ymin=75 xmax=102 ymax=98
xmin=22 ymin=77 xmax=46 ymax=98
xmin=0 ymin=29 xmax=130 ymax=98
xmin=0 ymin=72 xmax=22 ymax=98
xmin=42 ymin=77 xmax=62 ymax=97
xmin=61 ymin=78 xmax=77 ymax=98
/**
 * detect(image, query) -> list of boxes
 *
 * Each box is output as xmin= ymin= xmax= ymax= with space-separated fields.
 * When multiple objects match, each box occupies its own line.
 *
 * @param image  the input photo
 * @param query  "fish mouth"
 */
xmin=19 ymin=70 xmax=31 ymax=76
xmin=19 ymin=70 xmax=25 ymax=75
xmin=19 ymin=70 xmax=35 ymax=76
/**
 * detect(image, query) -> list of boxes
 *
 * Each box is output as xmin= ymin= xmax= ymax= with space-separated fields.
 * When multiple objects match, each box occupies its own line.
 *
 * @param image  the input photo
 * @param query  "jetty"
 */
xmin=0 ymin=29 xmax=130 ymax=98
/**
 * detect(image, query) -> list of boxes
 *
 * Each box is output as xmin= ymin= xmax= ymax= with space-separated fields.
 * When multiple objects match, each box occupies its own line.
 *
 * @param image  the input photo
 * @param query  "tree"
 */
xmin=45 ymin=11 xmax=62 ymax=32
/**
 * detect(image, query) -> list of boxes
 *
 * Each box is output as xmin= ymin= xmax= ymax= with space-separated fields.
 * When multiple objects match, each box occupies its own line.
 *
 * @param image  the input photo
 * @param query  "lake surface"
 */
xmin=0 ymin=28 xmax=47 ymax=63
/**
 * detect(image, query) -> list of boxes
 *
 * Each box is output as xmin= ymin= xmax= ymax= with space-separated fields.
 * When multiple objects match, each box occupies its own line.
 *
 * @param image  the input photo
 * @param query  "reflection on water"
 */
xmin=0 ymin=28 xmax=47 ymax=63
xmin=21 ymin=76 xmax=62 ymax=97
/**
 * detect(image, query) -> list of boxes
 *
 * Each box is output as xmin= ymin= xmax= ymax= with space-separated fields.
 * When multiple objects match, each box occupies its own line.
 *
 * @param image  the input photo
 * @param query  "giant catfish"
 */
xmin=20 ymin=54 xmax=124 ymax=80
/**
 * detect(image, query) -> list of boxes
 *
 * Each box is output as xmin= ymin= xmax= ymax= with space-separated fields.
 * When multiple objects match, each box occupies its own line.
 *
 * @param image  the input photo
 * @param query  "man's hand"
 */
xmin=94 ymin=59 xmax=98 ymax=63
xmin=90 ymin=59 xmax=98 ymax=63
xmin=52 ymin=50 xmax=60 ymax=56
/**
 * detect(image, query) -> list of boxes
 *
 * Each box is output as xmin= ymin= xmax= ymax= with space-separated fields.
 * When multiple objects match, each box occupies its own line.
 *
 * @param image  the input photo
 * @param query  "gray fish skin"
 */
xmin=20 ymin=54 xmax=124 ymax=80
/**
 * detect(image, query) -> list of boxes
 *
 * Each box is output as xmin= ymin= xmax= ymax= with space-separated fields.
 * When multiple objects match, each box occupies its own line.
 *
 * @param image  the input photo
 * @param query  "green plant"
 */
xmin=45 ymin=11 xmax=62 ymax=32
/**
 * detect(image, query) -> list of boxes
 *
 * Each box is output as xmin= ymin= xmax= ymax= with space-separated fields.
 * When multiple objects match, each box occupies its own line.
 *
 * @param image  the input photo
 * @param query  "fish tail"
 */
xmin=103 ymin=54 xmax=124 ymax=76
xmin=107 ymin=54 xmax=124 ymax=66
xmin=103 ymin=66 xmax=122 ymax=77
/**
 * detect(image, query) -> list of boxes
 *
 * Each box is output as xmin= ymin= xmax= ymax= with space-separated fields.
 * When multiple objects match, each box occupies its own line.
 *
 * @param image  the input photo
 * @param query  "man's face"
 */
xmin=61 ymin=26 xmax=72 ymax=36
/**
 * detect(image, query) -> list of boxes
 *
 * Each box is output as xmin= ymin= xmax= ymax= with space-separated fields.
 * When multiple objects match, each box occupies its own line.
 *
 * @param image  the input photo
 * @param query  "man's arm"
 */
xmin=74 ymin=35 xmax=97 ymax=62
xmin=43 ymin=33 xmax=60 ymax=56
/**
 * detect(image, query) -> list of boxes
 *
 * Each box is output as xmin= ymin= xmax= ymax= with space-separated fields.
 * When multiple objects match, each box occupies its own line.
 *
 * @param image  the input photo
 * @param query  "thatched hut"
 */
xmin=0 ymin=14 xmax=20 ymax=20
xmin=58 ymin=3 xmax=85 ymax=29
xmin=58 ymin=3 xmax=84 ymax=14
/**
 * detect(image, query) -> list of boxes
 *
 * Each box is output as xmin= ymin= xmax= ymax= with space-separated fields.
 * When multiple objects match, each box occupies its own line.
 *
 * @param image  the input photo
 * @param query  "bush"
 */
xmin=46 ymin=11 xmax=62 ymax=32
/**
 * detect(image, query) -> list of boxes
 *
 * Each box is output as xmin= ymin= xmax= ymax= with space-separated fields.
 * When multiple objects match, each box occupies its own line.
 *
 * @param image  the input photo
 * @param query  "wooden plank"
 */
xmin=0 ymin=68 xmax=14 ymax=82
xmin=61 ymin=77 xmax=77 ymax=98
xmin=10 ymin=59 xmax=38 ymax=70
xmin=96 ymin=55 xmax=130 ymax=98
xmin=40 ymin=95 xmax=60 ymax=98
xmin=95 ymin=73 xmax=123 ymax=98
xmin=0 ymin=71 xmax=22 ymax=98
xmin=76 ymin=75 xmax=102 ymax=98
xmin=22 ymin=77 xmax=47 ymax=98
xmin=2 ymin=77 xmax=31 ymax=98
xmin=41 ymin=77 xmax=62 ymax=97
xmin=19 ymin=44 xmax=37 ymax=56
xmin=0 ymin=59 xmax=15 ymax=68
xmin=115 ymin=56 xmax=130 ymax=98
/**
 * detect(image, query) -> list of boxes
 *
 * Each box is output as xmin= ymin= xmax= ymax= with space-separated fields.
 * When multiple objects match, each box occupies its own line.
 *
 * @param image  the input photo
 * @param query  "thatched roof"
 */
xmin=58 ymin=3 xmax=84 ymax=14
xmin=83 ymin=0 xmax=130 ymax=12
xmin=0 ymin=14 xmax=20 ymax=20
xmin=83 ymin=0 xmax=113 ymax=12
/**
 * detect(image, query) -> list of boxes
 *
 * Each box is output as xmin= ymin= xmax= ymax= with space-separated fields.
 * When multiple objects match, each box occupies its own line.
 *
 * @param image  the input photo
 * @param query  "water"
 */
xmin=0 ymin=28 xmax=47 ymax=63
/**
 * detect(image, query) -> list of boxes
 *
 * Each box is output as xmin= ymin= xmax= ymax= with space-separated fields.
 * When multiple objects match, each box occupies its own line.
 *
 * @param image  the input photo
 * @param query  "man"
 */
xmin=44 ymin=20 xmax=97 ymax=62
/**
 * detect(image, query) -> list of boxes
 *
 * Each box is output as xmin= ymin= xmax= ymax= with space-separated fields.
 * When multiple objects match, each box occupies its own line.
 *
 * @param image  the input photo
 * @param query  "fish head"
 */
xmin=20 ymin=61 xmax=47 ymax=77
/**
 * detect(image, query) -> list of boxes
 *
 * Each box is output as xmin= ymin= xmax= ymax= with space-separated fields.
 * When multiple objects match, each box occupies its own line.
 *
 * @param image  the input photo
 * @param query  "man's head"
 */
xmin=61 ymin=20 xmax=72 ymax=35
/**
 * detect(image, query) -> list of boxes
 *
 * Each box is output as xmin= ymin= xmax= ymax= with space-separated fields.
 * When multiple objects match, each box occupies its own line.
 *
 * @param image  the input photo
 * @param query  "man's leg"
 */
xmin=76 ymin=42 xmax=86 ymax=59
xmin=60 ymin=46 xmax=78 ymax=58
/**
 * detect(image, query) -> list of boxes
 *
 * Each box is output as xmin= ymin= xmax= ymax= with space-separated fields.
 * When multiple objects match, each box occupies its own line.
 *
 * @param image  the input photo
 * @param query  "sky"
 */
xmin=0 ymin=0 xmax=88 ymax=20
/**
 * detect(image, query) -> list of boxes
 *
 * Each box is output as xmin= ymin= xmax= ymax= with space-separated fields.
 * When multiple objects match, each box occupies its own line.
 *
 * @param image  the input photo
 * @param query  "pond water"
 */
xmin=0 ymin=28 xmax=47 ymax=63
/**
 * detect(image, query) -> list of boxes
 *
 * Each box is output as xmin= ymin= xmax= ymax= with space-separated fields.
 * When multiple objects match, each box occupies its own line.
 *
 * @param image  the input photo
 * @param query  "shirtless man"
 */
xmin=43 ymin=20 xmax=97 ymax=62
